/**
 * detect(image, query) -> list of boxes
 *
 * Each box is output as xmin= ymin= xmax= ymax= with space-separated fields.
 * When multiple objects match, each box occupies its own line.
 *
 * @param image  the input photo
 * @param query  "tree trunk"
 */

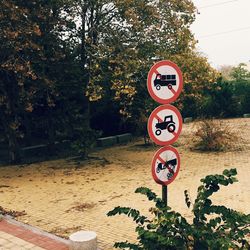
xmin=8 ymin=129 xmax=21 ymax=164
xmin=0 ymin=114 xmax=21 ymax=164
xmin=0 ymin=72 xmax=22 ymax=164
xmin=23 ymin=112 xmax=32 ymax=146
xmin=81 ymin=3 xmax=90 ymax=131
xmin=47 ymin=110 xmax=55 ymax=154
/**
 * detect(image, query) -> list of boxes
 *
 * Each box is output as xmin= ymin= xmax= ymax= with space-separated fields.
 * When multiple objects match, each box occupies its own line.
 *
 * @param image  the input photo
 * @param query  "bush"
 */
xmin=192 ymin=119 xmax=237 ymax=151
xmin=107 ymin=169 xmax=250 ymax=250
xmin=71 ymin=128 xmax=101 ymax=159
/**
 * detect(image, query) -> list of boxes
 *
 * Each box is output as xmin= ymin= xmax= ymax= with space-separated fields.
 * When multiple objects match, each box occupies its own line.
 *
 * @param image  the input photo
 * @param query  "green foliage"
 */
xmin=233 ymin=80 xmax=250 ymax=114
xmin=181 ymin=62 xmax=250 ymax=119
xmin=71 ymin=128 xmax=101 ymax=159
xmin=107 ymin=169 xmax=250 ymax=250
xmin=230 ymin=63 xmax=250 ymax=82
xmin=0 ymin=0 xmax=67 ymax=163
xmin=0 ymin=0 xmax=199 ymax=163
xmin=198 ymin=81 xmax=239 ymax=118
xmin=4 ymin=0 xmax=248 ymax=163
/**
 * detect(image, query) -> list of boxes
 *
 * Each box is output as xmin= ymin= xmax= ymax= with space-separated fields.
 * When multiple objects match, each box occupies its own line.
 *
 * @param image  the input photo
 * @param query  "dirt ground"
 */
xmin=0 ymin=118 xmax=249 ymax=249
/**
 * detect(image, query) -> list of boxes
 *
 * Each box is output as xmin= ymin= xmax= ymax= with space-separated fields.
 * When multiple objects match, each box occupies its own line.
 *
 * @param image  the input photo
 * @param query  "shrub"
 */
xmin=192 ymin=119 xmax=237 ymax=151
xmin=71 ymin=128 xmax=101 ymax=159
xmin=107 ymin=169 xmax=250 ymax=250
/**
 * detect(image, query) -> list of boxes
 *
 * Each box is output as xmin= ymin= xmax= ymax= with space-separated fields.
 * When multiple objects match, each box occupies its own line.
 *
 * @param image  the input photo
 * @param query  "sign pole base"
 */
xmin=162 ymin=185 xmax=168 ymax=206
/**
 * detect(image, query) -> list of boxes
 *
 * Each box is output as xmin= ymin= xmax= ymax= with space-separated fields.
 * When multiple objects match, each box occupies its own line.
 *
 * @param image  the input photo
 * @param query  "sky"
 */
xmin=191 ymin=0 xmax=250 ymax=68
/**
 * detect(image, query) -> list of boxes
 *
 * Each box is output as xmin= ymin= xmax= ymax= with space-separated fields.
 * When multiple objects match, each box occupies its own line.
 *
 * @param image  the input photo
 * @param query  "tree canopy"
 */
xmin=0 ymin=0 xmax=223 ymax=163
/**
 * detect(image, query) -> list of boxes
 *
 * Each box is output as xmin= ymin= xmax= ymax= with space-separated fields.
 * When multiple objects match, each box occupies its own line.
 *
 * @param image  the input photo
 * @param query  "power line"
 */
xmin=198 ymin=0 xmax=239 ymax=9
xmin=198 ymin=26 xmax=250 ymax=39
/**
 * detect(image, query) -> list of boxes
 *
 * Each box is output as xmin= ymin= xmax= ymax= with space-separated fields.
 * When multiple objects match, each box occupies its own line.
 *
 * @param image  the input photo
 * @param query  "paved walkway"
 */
xmin=0 ymin=216 xmax=69 ymax=250
xmin=0 ymin=118 xmax=249 ymax=249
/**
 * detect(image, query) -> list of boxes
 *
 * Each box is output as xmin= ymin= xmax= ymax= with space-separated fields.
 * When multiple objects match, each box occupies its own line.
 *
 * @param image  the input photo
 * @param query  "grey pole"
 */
xmin=162 ymin=185 xmax=168 ymax=206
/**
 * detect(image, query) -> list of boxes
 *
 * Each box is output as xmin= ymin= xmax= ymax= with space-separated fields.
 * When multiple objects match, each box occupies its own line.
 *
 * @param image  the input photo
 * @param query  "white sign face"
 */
xmin=147 ymin=104 xmax=182 ymax=146
xmin=147 ymin=60 xmax=183 ymax=104
xmin=152 ymin=146 xmax=180 ymax=186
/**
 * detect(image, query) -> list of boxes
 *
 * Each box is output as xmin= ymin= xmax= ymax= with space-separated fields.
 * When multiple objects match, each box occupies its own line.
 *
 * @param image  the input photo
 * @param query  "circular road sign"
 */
xmin=152 ymin=145 xmax=180 ymax=186
xmin=147 ymin=60 xmax=183 ymax=104
xmin=147 ymin=104 xmax=182 ymax=146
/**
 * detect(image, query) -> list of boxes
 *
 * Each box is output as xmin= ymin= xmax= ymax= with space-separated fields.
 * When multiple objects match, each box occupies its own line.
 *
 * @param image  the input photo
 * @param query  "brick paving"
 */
xmin=0 ymin=118 xmax=249 ymax=249
xmin=0 ymin=217 xmax=69 ymax=250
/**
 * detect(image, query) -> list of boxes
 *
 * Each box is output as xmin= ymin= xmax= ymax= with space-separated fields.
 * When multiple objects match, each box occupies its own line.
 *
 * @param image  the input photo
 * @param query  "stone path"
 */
xmin=0 ymin=217 xmax=69 ymax=250
xmin=0 ymin=118 xmax=249 ymax=249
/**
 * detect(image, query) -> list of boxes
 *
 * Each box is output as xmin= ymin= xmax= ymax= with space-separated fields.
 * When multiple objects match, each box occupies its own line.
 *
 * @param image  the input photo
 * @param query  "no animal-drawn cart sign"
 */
xmin=152 ymin=146 xmax=180 ymax=186
xmin=147 ymin=60 xmax=183 ymax=104
xmin=147 ymin=104 xmax=182 ymax=146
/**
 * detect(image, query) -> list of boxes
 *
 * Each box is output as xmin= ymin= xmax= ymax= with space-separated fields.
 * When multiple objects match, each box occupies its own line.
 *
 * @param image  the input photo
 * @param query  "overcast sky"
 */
xmin=191 ymin=0 xmax=250 ymax=68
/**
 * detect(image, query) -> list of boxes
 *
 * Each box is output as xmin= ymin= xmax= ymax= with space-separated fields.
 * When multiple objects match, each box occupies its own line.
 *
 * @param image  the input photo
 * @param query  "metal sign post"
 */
xmin=147 ymin=60 xmax=183 ymax=207
xmin=162 ymin=185 xmax=168 ymax=206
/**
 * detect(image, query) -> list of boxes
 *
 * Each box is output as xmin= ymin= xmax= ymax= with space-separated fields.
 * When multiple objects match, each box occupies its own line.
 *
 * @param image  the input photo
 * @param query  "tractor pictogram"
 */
xmin=155 ymin=115 xmax=175 ymax=136
xmin=154 ymin=74 xmax=176 ymax=90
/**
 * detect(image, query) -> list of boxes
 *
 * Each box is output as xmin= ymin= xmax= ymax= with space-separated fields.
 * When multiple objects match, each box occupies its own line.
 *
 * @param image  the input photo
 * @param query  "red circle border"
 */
xmin=151 ymin=146 xmax=181 ymax=186
xmin=147 ymin=104 xmax=183 ymax=146
xmin=147 ymin=60 xmax=183 ymax=104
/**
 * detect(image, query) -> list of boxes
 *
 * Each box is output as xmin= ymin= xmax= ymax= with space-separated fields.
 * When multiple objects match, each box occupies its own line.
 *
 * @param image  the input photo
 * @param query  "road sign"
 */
xmin=147 ymin=104 xmax=182 ymax=146
xmin=147 ymin=60 xmax=183 ymax=104
xmin=151 ymin=145 xmax=180 ymax=186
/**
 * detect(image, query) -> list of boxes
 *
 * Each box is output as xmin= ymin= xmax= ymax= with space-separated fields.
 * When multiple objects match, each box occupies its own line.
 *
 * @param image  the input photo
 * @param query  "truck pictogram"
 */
xmin=154 ymin=74 xmax=176 ymax=90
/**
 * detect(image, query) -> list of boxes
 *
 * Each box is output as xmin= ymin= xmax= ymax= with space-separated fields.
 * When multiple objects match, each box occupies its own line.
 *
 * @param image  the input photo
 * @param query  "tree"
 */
xmin=0 ymin=0 xmax=68 ymax=162
xmin=225 ymin=63 xmax=250 ymax=115
xmin=26 ymin=0 xmax=76 ymax=151
xmin=66 ymin=0 xmax=197 ymax=130
xmin=0 ymin=0 xmax=220 ymax=162
xmin=0 ymin=1 xmax=43 ymax=163
xmin=230 ymin=63 xmax=250 ymax=82
xmin=170 ymin=51 xmax=219 ymax=118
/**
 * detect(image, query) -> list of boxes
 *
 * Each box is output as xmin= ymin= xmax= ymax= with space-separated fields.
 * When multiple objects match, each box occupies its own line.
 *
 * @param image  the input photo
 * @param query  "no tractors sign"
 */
xmin=147 ymin=104 xmax=182 ymax=146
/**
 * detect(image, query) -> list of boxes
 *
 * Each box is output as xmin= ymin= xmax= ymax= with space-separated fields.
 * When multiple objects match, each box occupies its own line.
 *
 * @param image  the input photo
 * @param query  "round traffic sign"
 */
xmin=147 ymin=60 xmax=183 ymax=104
xmin=147 ymin=104 xmax=182 ymax=146
xmin=152 ymin=146 xmax=180 ymax=186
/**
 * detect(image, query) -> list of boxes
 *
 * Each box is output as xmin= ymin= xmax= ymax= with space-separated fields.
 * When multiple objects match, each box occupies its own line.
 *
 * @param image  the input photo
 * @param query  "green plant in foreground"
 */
xmin=107 ymin=169 xmax=250 ymax=250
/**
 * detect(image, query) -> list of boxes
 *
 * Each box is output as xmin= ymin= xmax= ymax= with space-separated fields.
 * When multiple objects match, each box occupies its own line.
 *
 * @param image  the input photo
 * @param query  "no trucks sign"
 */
xmin=147 ymin=60 xmax=183 ymax=104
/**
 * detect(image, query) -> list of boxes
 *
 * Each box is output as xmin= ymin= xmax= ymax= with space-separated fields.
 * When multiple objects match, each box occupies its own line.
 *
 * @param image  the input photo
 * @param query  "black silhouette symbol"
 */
xmin=156 ymin=158 xmax=177 ymax=180
xmin=155 ymin=115 xmax=175 ymax=136
xmin=154 ymin=74 xmax=176 ymax=90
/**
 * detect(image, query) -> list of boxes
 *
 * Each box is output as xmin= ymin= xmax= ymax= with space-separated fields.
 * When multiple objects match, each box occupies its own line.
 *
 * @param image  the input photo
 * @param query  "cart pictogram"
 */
xmin=152 ymin=146 xmax=180 ymax=186
xmin=148 ymin=104 xmax=182 ymax=146
xmin=156 ymin=158 xmax=177 ymax=179
xmin=147 ymin=60 xmax=183 ymax=104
